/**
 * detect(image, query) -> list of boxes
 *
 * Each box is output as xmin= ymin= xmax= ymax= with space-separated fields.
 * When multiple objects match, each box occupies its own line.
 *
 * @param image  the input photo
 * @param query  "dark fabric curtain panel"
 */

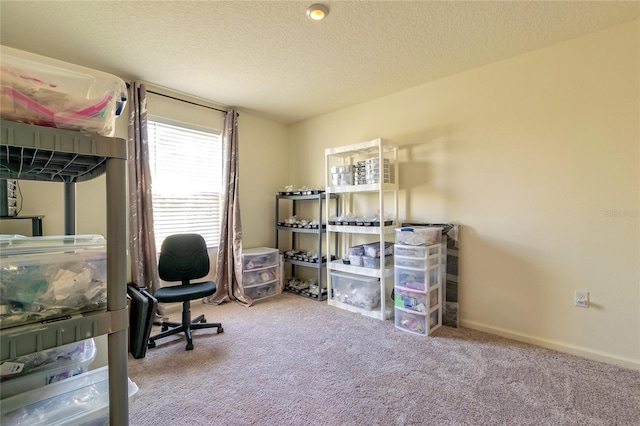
xmin=205 ymin=109 xmax=250 ymax=307
xmin=127 ymin=82 xmax=163 ymax=315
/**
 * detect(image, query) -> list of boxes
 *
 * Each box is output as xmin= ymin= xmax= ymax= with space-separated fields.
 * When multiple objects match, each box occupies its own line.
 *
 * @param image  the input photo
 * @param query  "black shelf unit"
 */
xmin=275 ymin=193 xmax=338 ymax=301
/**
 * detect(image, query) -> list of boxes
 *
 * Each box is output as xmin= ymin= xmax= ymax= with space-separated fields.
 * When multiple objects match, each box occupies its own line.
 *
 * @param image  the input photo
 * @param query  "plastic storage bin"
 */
xmin=242 ymin=247 xmax=281 ymax=301
xmin=394 ymin=288 xmax=428 ymax=313
xmin=394 ymin=245 xmax=427 ymax=258
xmin=347 ymin=245 xmax=364 ymax=256
xmin=0 ymin=338 xmax=96 ymax=399
xmin=0 ymin=235 xmax=107 ymax=329
xmin=330 ymin=271 xmax=381 ymax=310
xmin=362 ymin=254 xmax=393 ymax=269
xmin=394 ymin=255 xmax=427 ymax=269
xmin=395 ymin=227 xmax=442 ymax=246
xmin=0 ymin=46 xmax=127 ymax=136
xmin=245 ymin=282 xmax=279 ymax=300
xmin=395 ymin=265 xmax=440 ymax=292
xmin=0 ymin=366 xmax=138 ymax=426
xmin=348 ymin=254 xmax=363 ymax=266
xmin=242 ymin=247 xmax=279 ymax=271
xmin=354 ymin=158 xmax=391 ymax=184
xmin=363 ymin=241 xmax=393 ymax=258
xmin=0 ymin=235 xmax=107 ymax=326
xmin=243 ymin=265 xmax=278 ymax=286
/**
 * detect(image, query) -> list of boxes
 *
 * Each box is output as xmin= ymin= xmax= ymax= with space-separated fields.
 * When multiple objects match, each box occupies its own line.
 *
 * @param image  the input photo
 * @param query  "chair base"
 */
xmin=148 ymin=301 xmax=223 ymax=351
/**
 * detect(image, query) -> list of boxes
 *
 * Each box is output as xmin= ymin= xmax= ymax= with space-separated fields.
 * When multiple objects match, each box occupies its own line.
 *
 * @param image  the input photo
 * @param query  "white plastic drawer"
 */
xmin=394 ymin=243 xmax=440 ymax=260
xmin=394 ymin=255 xmax=427 ymax=269
xmin=395 ymin=308 xmax=441 ymax=336
xmin=243 ymin=265 xmax=279 ymax=287
xmin=242 ymin=247 xmax=279 ymax=270
xmin=395 ymin=309 xmax=426 ymax=335
xmin=395 ymin=265 xmax=440 ymax=292
xmin=394 ymin=245 xmax=427 ymax=258
xmin=394 ymin=288 xmax=427 ymax=312
xmin=245 ymin=281 xmax=279 ymax=300
xmin=394 ymin=287 xmax=440 ymax=312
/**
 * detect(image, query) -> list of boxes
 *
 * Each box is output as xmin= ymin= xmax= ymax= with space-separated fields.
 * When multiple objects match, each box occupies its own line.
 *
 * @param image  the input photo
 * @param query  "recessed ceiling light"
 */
xmin=307 ymin=4 xmax=329 ymax=21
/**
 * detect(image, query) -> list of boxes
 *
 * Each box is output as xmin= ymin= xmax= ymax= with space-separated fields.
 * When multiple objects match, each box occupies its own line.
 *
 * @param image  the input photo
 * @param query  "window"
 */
xmin=147 ymin=118 xmax=222 ymax=249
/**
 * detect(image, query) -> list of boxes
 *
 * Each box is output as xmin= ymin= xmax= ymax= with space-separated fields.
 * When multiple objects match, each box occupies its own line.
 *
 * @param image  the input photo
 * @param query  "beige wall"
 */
xmin=288 ymin=21 xmax=640 ymax=369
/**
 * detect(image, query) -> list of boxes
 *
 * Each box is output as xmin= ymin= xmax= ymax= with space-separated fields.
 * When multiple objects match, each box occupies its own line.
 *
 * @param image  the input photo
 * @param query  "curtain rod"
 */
xmin=145 ymin=89 xmax=227 ymax=114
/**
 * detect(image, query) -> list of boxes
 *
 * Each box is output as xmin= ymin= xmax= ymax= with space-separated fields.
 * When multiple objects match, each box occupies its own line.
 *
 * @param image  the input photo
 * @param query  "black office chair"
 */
xmin=147 ymin=233 xmax=223 ymax=351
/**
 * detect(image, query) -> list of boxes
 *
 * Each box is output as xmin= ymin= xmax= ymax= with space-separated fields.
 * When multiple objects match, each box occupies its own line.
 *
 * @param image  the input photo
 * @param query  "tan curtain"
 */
xmin=127 ymin=82 xmax=163 ymax=315
xmin=205 ymin=109 xmax=251 ymax=306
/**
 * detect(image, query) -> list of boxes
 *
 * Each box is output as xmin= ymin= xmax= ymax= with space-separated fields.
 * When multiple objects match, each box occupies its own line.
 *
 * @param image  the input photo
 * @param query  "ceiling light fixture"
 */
xmin=306 ymin=4 xmax=329 ymax=21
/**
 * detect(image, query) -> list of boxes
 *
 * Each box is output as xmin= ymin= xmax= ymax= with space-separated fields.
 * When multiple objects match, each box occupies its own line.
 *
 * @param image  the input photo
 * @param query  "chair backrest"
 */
xmin=158 ymin=234 xmax=210 ymax=284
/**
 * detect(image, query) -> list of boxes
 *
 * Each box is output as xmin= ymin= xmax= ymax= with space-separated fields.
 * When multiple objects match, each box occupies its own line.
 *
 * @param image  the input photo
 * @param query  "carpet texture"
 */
xmin=128 ymin=293 xmax=640 ymax=426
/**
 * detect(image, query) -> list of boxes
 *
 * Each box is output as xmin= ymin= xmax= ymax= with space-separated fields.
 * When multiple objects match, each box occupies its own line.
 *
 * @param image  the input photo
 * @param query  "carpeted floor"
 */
xmin=128 ymin=292 xmax=640 ymax=426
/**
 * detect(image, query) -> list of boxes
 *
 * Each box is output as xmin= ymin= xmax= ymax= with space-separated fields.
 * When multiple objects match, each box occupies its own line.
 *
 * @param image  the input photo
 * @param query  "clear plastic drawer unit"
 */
xmin=242 ymin=247 xmax=281 ymax=301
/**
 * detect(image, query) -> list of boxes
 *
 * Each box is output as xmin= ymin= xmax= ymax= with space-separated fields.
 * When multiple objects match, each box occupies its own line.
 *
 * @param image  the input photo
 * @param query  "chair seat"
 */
xmin=153 ymin=281 xmax=216 ymax=303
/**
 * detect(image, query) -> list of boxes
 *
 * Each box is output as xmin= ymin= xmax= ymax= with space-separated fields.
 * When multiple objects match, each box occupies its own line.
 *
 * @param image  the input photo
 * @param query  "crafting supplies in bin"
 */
xmin=354 ymin=158 xmax=391 ymax=185
xmin=0 ymin=366 xmax=138 ymax=426
xmin=362 ymin=255 xmax=393 ymax=269
xmin=0 ymin=235 xmax=107 ymax=329
xmin=243 ymin=248 xmax=279 ymax=271
xmin=363 ymin=241 xmax=393 ymax=257
xmin=395 ymin=309 xmax=440 ymax=336
xmin=395 ymin=227 xmax=442 ymax=246
xmin=242 ymin=247 xmax=282 ymax=301
xmin=330 ymin=271 xmax=381 ymax=310
xmin=0 ymin=338 xmax=96 ymax=399
xmin=245 ymin=282 xmax=279 ymax=300
xmin=395 ymin=265 xmax=440 ymax=293
xmin=330 ymin=165 xmax=353 ymax=186
xmin=0 ymin=46 xmax=127 ymax=136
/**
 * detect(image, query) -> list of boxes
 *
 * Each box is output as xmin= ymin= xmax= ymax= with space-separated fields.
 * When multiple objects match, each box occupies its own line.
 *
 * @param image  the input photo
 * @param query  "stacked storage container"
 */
xmin=355 ymin=158 xmax=390 ymax=185
xmin=1 ymin=366 xmax=138 ymax=425
xmin=0 ymin=338 xmax=97 ymax=399
xmin=242 ymin=247 xmax=282 ymax=301
xmin=330 ymin=165 xmax=353 ymax=186
xmin=0 ymin=235 xmax=108 ymax=329
xmin=1 ymin=45 xmax=127 ymax=136
xmin=330 ymin=271 xmax=381 ymax=310
xmin=394 ymin=227 xmax=443 ymax=335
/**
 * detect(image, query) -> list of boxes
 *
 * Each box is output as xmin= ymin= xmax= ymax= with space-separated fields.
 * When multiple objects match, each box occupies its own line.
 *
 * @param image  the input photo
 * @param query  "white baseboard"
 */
xmin=460 ymin=320 xmax=640 ymax=371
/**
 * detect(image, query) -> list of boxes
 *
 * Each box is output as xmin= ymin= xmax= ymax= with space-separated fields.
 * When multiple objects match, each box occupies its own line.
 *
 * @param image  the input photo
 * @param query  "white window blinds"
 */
xmin=147 ymin=118 xmax=222 ymax=249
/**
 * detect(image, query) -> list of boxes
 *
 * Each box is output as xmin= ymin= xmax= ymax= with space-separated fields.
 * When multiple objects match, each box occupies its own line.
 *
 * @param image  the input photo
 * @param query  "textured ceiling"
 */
xmin=1 ymin=1 xmax=638 ymax=124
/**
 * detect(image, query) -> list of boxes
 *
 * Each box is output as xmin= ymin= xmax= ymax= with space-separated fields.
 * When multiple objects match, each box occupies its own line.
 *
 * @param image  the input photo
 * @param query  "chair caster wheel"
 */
xmin=161 ymin=326 xmax=168 ymax=332
xmin=186 ymin=342 xmax=194 ymax=350
xmin=200 ymin=318 xmax=206 ymax=323
xmin=148 ymin=341 xmax=156 ymax=349
xmin=218 ymin=327 xmax=224 ymax=334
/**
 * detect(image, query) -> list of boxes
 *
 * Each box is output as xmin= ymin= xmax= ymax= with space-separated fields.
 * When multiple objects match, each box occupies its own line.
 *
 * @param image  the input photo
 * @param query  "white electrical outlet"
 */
xmin=575 ymin=291 xmax=589 ymax=308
